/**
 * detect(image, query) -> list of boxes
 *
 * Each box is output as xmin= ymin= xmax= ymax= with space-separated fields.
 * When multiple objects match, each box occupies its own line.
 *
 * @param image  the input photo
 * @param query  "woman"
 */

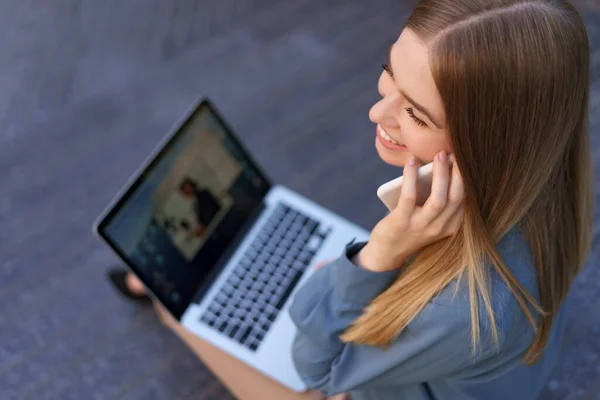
xmin=291 ymin=0 xmax=592 ymax=398
xmin=110 ymin=0 xmax=593 ymax=398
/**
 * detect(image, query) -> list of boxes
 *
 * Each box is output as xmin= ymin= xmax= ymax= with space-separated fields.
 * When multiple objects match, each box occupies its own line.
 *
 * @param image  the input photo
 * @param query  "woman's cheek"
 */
xmin=402 ymin=122 xmax=452 ymax=164
xmin=404 ymin=137 xmax=436 ymax=164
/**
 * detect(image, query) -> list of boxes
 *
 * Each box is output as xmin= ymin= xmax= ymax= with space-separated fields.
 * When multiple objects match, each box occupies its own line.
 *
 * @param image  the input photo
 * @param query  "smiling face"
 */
xmin=369 ymin=28 xmax=452 ymax=167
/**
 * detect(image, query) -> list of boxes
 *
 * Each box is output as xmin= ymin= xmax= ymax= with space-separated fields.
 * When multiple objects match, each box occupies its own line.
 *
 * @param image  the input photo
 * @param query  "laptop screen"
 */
xmin=97 ymin=100 xmax=271 ymax=318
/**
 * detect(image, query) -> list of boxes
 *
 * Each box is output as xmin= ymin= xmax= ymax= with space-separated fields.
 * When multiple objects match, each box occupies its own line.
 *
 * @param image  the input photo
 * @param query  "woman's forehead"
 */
xmin=391 ymin=29 xmax=446 ymax=128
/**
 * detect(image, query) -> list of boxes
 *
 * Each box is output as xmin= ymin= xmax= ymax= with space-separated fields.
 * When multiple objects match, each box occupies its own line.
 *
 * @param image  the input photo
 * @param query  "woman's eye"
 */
xmin=405 ymin=107 xmax=426 ymax=127
xmin=380 ymin=63 xmax=427 ymax=128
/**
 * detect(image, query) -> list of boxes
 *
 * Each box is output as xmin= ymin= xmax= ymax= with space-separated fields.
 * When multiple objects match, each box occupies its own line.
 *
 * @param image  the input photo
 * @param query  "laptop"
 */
xmin=93 ymin=98 xmax=370 ymax=391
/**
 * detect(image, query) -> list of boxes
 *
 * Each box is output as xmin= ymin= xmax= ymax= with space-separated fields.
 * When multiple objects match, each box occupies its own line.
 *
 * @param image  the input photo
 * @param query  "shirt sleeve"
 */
xmin=288 ymin=241 xmax=480 ymax=396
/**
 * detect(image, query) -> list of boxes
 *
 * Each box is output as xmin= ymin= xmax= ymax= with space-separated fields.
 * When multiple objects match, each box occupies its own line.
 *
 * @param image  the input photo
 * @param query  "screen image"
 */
xmin=100 ymin=101 xmax=270 ymax=318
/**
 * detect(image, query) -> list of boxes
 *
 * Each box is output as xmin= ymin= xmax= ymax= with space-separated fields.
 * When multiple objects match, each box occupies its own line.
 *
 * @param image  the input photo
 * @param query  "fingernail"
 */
xmin=408 ymin=157 xmax=416 ymax=166
xmin=438 ymin=151 xmax=447 ymax=164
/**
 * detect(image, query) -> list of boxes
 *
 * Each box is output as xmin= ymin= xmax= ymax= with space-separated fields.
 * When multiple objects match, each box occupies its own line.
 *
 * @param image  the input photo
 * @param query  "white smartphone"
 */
xmin=377 ymin=162 xmax=435 ymax=211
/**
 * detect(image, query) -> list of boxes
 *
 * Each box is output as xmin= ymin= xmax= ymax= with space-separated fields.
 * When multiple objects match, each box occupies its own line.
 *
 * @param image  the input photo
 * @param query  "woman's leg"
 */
xmin=107 ymin=268 xmax=151 ymax=302
xmin=124 ymin=272 xmax=146 ymax=294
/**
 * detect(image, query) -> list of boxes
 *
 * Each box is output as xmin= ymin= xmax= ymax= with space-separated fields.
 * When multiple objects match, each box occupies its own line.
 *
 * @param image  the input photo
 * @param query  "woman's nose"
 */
xmin=369 ymin=94 xmax=400 ymax=128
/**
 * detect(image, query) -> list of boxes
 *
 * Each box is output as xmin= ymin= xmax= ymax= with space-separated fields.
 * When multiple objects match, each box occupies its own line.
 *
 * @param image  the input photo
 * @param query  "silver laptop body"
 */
xmin=94 ymin=98 xmax=370 ymax=392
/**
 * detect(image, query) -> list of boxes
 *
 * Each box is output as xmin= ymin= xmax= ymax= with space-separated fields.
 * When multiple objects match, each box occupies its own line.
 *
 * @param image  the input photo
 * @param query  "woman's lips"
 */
xmin=376 ymin=124 xmax=408 ymax=150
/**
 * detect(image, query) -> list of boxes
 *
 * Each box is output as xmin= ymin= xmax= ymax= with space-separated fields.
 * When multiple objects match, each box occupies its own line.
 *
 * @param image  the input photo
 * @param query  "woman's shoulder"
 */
xmin=423 ymin=225 xmax=538 ymax=344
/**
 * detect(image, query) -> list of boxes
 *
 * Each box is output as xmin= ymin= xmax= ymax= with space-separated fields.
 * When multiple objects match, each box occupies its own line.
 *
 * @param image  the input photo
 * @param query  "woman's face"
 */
xmin=369 ymin=28 xmax=451 ymax=167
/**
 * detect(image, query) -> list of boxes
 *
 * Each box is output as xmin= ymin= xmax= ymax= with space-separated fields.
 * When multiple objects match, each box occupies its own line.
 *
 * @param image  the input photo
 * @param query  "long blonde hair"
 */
xmin=341 ymin=0 xmax=593 ymax=365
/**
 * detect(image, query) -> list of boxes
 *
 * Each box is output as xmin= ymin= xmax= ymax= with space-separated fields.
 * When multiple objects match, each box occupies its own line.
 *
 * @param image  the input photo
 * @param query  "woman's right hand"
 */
xmin=357 ymin=151 xmax=465 ymax=272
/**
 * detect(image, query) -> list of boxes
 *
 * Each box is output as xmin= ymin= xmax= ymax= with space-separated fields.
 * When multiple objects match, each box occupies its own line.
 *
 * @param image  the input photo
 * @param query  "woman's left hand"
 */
xmin=358 ymin=151 xmax=465 ymax=272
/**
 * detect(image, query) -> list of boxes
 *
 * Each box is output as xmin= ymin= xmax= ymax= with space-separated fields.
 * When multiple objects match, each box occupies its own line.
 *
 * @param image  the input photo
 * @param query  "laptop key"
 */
xmin=266 ymin=295 xmax=279 ymax=306
xmin=281 ymin=218 xmax=293 ymax=228
xmin=272 ymin=270 xmax=286 ymax=281
xmin=281 ymin=255 xmax=295 ymax=268
xmin=247 ymin=250 xmax=258 ymax=261
xmin=305 ymin=219 xmax=318 ymax=233
xmin=258 ymin=293 xmax=270 ymax=304
xmin=258 ymin=314 xmax=270 ymax=324
xmin=285 ymin=247 xmax=299 ymax=260
xmin=275 ymin=286 xmax=286 ymax=297
xmin=289 ymin=240 xmax=303 ymax=252
xmin=264 ymin=279 xmax=277 ymax=294
xmin=240 ymin=257 xmax=252 ymax=267
xmin=229 ymin=325 xmax=240 ymax=338
xmin=240 ymin=326 xmax=252 ymax=343
xmin=295 ymin=214 xmax=308 ymax=225
xmin=298 ymin=251 xmax=313 ymax=264
xmin=240 ymin=299 xmax=252 ymax=309
xmin=274 ymin=229 xmax=287 ymax=240
xmin=234 ymin=307 xmax=245 ymax=317
xmin=263 ymin=225 xmax=276 ymax=236
xmin=258 ymin=271 xmax=270 ymax=281
xmin=257 ymin=231 xmax=270 ymax=243
xmin=219 ymin=321 xmax=228 ymax=332
xmin=271 ymin=255 xmax=282 ymax=265
xmin=265 ymin=243 xmax=277 ymax=254
xmin=306 ymin=236 xmax=322 ymax=252
xmin=256 ymin=253 xmax=269 ymax=265
xmin=275 ymin=271 xmax=303 ymax=310
xmin=280 ymin=276 xmax=293 ymax=289
xmin=284 ymin=229 xmax=298 ymax=241
xmin=274 ymin=247 xmax=287 ymax=257
xmin=267 ymin=312 xmax=278 ymax=322
xmin=298 ymin=231 xmax=310 ymax=242
xmin=216 ymin=293 xmax=228 ymax=304
xmin=317 ymin=226 xmax=331 ymax=238
xmin=263 ymin=262 xmax=276 ymax=273
xmin=279 ymin=238 xmax=292 ymax=248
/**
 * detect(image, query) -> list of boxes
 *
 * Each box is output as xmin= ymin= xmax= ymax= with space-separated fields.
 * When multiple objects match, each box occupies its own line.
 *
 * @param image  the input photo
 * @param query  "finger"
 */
xmin=426 ymin=155 xmax=464 ymax=236
xmin=428 ymin=202 xmax=463 ymax=239
xmin=448 ymin=155 xmax=465 ymax=209
xmin=443 ymin=205 xmax=464 ymax=236
xmin=314 ymin=259 xmax=333 ymax=269
xmin=396 ymin=156 xmax=419 ymax=217
xmin=422 ymin=151 xmax=450 ymax=220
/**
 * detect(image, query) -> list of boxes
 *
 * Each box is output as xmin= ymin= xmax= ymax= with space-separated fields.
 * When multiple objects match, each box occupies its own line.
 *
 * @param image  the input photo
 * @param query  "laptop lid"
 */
xmin=94 ymin=99 xmax=272 ymax=319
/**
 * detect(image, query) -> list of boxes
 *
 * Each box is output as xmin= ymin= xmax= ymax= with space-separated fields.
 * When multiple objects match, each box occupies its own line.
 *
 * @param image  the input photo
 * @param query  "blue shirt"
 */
xmin=288 ymin=226 xmax=566 ymax=399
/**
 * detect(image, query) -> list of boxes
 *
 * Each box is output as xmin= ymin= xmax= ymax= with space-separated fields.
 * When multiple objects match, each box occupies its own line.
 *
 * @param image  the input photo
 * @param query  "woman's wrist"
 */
xmin=354 ymin=241 xmax=408 ymax=272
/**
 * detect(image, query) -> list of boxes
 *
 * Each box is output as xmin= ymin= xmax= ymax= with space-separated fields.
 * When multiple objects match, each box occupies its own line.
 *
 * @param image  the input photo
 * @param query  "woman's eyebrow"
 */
xmin=387 ymin=45 xmax=445 ymax=129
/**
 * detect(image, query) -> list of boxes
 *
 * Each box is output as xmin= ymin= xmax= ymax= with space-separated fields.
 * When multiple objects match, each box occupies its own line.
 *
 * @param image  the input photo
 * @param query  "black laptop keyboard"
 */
xmin=199 ymin=202 xmax=330 ymax=352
